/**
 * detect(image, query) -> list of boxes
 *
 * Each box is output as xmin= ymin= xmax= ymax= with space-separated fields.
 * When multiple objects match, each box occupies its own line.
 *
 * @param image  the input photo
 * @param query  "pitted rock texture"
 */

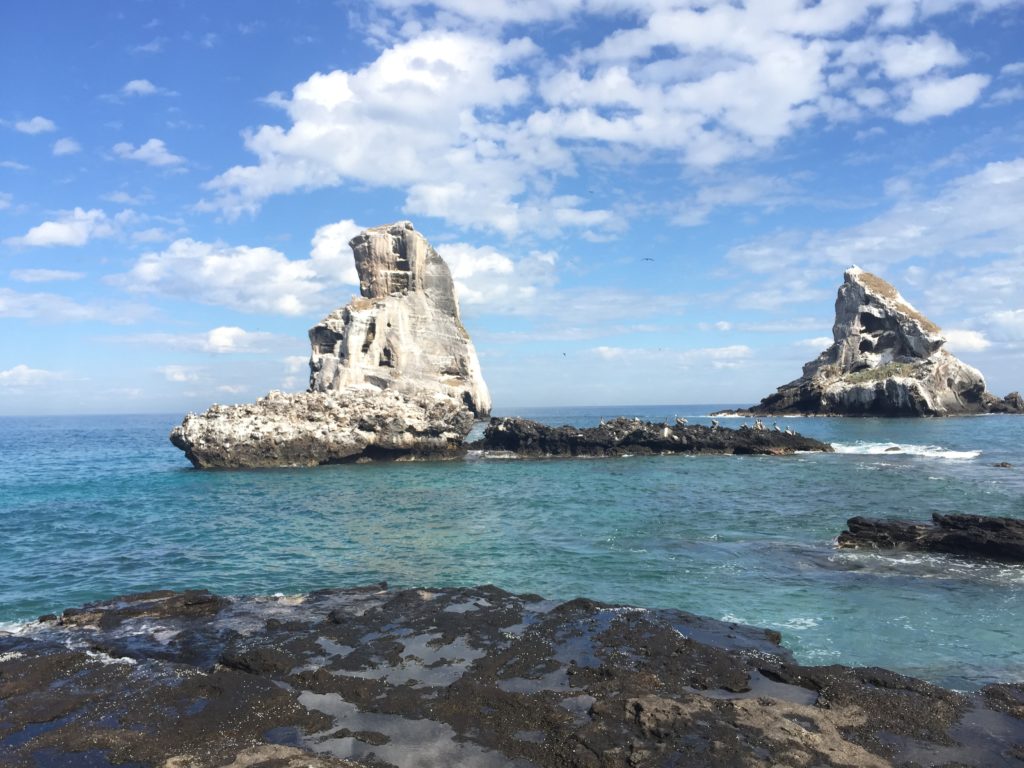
xmin=3 ymin=586 xmax=1022 ymax=767
xmin=171 ymin=221 xmax=489 ymax=468
xmin=838 ymin=513 xmax=1024 ymax=563
xmin=472 ymin=417 xmax=833 ymax=457
xmin=309 ymin=221 xmax=490 ymax=417
xmin=738 ymin=267 xmax=1020 ymax=416
xmin=171 ymin=387 xmax=473 ymax=469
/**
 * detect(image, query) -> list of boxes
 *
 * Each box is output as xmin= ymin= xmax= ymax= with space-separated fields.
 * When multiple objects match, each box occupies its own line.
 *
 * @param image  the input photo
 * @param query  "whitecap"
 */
xmin=832 ymin=441 xmax=980 ymax=460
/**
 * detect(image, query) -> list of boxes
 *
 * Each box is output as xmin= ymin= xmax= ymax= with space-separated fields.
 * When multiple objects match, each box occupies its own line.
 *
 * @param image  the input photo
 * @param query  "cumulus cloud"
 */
xmin=796 ymin=336 xmax=834 ymax=349
xmin=113 ymin=138 xmax=185 ymax=166
xmin=943 ymin=329 xmax=991 ymax=352
xmin=308 ymin=218 xmax=363 ymax=285
xmin=895 ymin=73 xmax=990 ymax=123
xmin=439 ymin=243 xmax=558 ymax=311
xmin=0 ymin=192 xmax=11 ymax=209
xmin=0 ymin=364 xmax=64 ymax=388
xmin=52 ymin=137 xmax=81 ymax=156
xmin=199 ymin=32 xmax=613 ymax=235
xmin=159 ymin=364 xmax=199 ymax=382
xmin=14 ymin=116 xmax=56 ymax=134
xmin=9 ymin=269 xmax=85 ymax=283
xmin=197 ymin=2 xmax=1010 ymax=234
xmin=4 ymin=208 xmax=114 ymax=247
xmin=112 ymin=238 xmax=326 ymax=315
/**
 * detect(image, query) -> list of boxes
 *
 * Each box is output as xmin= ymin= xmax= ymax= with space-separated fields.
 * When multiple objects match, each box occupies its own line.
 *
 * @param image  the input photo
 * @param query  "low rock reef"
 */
xmin=170 ymin=387 xmax=474 ymax=469
xmin=171 ymin=222 xmax=490 ymax=469
xmin=733 ymin=267 xmax=1023 ymax=417
xmin=472 ymin=417 xmax=832 ymax=457
xmin=4 ymin=585 xmax=1023 ymax=768
xmin=838 ymin=513 xmax=1024 ymax=563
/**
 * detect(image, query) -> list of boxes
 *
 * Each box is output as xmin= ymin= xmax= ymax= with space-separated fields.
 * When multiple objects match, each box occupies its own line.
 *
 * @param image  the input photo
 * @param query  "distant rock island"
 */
xmin=171 ymin=222 xmax=490 ymax=468
xmin=732 ymin=267 xmax=1023 ymax=417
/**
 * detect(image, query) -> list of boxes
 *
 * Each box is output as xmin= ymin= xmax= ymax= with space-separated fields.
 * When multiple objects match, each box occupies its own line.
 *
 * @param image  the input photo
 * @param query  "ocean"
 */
xmin=1 ymin=406 xmax=1022 ymax=691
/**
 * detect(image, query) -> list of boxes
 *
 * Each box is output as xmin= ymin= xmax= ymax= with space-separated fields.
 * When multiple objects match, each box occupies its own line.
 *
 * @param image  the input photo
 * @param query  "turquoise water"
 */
xmin=2 ymin=406 xmax=1023 ymax=690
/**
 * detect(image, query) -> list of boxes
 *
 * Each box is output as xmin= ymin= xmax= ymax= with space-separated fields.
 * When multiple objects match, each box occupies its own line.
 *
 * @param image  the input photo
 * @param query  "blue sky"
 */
xmin=1 ymin=0 xmax=1023 ymax=415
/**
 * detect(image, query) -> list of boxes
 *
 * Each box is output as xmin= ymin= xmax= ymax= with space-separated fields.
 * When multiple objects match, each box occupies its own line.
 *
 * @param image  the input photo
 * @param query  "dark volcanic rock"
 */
xmin=3 ymin=585 xmax=1021 ymax=767
xmin=838 ymin=513 xmax=1024 ymax=562
xmin=472 ymin=416 xmax=833 ymax=457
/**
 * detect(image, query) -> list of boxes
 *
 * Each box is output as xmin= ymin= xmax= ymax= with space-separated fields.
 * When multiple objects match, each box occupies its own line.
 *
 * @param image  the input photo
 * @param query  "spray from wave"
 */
xmin=832 ymin=442 xmax=980 ymax=460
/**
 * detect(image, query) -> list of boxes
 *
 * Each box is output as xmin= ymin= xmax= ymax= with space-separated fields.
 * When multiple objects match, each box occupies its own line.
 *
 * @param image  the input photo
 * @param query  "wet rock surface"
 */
xmin=471 ymin=417 xmax=833 ymax=457
xmin=733 ymin=267 xmax=1022 ymax=417
xmin=4 ymin=585 xmax=1021 ymax=767
xmin=838 ymin=513 xmax=1024 ymax=563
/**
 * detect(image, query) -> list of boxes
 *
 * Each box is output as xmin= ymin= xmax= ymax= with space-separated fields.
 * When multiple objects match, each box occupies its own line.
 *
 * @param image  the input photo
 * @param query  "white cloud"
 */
xmin=200 ymin=33 xmax=616 ymax=236
xmin=591 ymin=343 xmax=753 ymax=369
xmin=113 ymin=138 xmax=185 ymax=166
xmin=438 ymin=243 xmax=558 ymax=311
xmin=218 ymin=384 xmax=247 ymax=394
xmin=9 ymin=269 xmax=85 ymax=283
xmin=14 ymin=116 xmax=56 ymax=134
xmin=131 ymin=37 xmax=165 ymax=54
xmin=0 ymin=192 xmax=10 ymax=209
xmin=797 ymin=336 xmax=834 ymax=349
xmin=131 ymin=227 xmax=172 ymax=243
xmin=124 ymin=79 xmax=158 ymax=95
xmin=0 ymin=287 xmax=147 ymax=324
xmin=4 ymin=208 xmax=114 ymax=247
xmin=1001 ymin=62 xmax=1024 ymax=77
xmin=159 ymin=365 xmax=198 ymax=382
xmin=876 ymin=33 xmax=965 ymax=80
xmin=0 ymin=160 xmax=29 ymax=171
xmin=113 ymin=238 xmax=325 ymax=315
xmin=895 ymin=73 xmax=990 ymax=123
xmin=729 ymin=157 xmax=1024 ymax=273
xmin=309 ymin=218 xmax=363 ymax=285
xmin=52 ymin=137 xmax=81 ymax=156
xmin=128 ymin=326 xmax=285 ymax=354
xmin=943 ymin=328 xmax=991 ymax=352
xmin=0 ymin=364 xmax=63 ymax=388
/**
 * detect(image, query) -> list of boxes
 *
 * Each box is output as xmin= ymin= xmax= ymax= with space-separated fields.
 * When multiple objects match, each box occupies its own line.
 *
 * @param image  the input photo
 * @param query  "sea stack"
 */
xmin=170 ymin=221 xmax=490 ymax=468
xmin=741 ymin=267 xmax=1022 ymax=416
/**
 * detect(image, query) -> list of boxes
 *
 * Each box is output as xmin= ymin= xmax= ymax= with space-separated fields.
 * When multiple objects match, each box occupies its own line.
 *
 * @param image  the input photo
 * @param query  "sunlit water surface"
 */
xmin=2 ymin=406 xmax=1022 ymax=690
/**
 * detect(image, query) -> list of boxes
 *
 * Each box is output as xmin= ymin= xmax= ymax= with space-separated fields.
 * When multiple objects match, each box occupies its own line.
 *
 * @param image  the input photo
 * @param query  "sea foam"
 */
xmin=832 ymin=441 xmax=980 ymax=460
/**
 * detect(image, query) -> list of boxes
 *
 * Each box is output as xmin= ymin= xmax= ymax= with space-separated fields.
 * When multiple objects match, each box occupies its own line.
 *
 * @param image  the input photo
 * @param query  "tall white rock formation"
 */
xmin=747 ymin=267 xmax=1019 ymax=416
xmin=308 ymin=221 xmax=491 ymax=417
xmin=170 ymin=221 xmax=490 ymax=468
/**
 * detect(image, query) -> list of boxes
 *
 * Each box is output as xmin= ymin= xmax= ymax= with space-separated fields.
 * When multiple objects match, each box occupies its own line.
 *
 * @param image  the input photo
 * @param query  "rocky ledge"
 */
xmin=838 ymin=513 xmax=1024 ymax=563
xmin=733 ymin=267 xmax=1023 ymax=417
xmin=171 ymin=222 xmax=490 ymax=469
xmin=170 ymin=387 xmax=473 ymax=469
xmin=4 ymin=585 xmax=1023 ymax=768
xmin=471 ymin=417 xmax=833 ymax=457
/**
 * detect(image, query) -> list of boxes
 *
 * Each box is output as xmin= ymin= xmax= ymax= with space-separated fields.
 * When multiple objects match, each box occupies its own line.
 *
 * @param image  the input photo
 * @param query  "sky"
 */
xmin=1 ymin=0 xmax=1023 ymax=415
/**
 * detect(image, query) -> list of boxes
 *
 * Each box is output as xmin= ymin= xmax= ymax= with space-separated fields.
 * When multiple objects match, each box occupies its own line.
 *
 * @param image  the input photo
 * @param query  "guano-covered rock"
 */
xmin=170 ymin=221 xmax=488 ymax=468
xmin=738 ymin=267 xmax=1021 ymax=416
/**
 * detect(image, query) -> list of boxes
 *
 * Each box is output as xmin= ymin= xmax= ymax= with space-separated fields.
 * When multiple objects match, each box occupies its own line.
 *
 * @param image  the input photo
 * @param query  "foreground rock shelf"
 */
xmin=838 ymin=513 xmax=1024 ymax=563
xmin=471 ymin=417 xmax=833 ymax=457
xmin=3 ymin=586 xmax=1023 ymax=767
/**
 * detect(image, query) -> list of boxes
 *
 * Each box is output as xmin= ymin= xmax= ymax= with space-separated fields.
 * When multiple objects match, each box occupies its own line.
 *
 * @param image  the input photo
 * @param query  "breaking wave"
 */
xmin=831 ymin=441 xmax=981 ymax=460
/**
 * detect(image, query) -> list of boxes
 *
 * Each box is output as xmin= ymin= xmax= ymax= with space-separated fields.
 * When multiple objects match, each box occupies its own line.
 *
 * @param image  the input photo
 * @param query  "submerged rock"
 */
xmin=171 ymin=221 xmax=488 ymax=469
xmin=838 ymin=513 xmax=1024 ymax=562
xmin=473 ymin=416 xmax=833 ymax=457
xmin=2 ymin=585 xmax=1020 ymax=767
xmin=736 ymin=267 xmax=1021 ymax=416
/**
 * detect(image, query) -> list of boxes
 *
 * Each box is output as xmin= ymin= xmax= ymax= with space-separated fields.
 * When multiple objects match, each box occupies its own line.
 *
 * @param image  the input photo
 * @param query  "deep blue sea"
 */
xmin=2 ymin=406 xmax=1023 ymax=691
